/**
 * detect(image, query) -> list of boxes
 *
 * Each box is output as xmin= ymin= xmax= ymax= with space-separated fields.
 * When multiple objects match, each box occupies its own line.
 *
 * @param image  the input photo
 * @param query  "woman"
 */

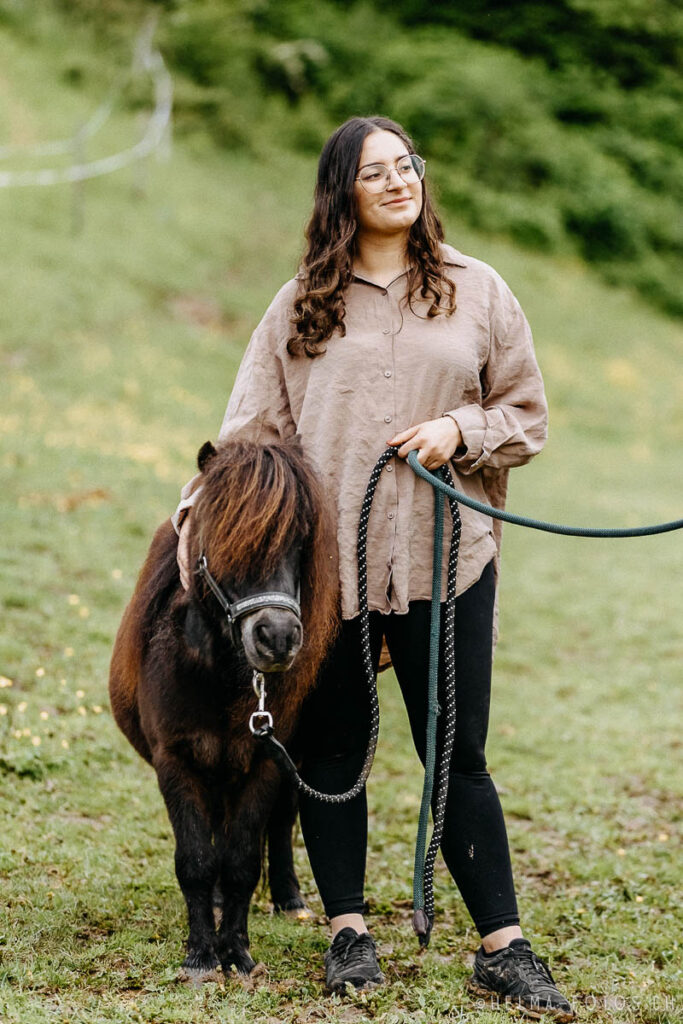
xmin=174 ymin=116 xmax=574 ymax=1020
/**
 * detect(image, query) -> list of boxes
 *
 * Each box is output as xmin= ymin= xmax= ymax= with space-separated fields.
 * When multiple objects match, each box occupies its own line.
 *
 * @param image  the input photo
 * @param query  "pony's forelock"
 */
xmin=196 ymin=446 xmax=306 ymax=585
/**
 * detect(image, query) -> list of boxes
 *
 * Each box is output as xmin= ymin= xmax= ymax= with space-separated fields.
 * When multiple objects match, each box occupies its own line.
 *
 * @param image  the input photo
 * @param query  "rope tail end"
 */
xmin=412 ymin=908 xmax=433 ymax=947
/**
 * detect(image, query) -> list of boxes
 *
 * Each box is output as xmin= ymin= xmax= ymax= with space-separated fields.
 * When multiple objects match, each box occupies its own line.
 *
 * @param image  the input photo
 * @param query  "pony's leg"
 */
xmin=267 ymin=779 xmax=312 ymax=918
xmin=154 ymin=755 xmax=221 ymax=982
xmin=215 ymin=777 xmax=272 ymax=975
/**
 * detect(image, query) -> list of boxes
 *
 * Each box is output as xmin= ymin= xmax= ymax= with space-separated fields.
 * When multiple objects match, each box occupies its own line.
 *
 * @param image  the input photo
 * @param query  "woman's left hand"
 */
xmin=388 ymin=416 xmax=462 ymax=470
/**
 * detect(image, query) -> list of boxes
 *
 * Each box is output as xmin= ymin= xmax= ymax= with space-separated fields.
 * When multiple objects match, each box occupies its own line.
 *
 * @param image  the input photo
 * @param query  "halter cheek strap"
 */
xmin=194 ymin=553 xmax=302 ymax=643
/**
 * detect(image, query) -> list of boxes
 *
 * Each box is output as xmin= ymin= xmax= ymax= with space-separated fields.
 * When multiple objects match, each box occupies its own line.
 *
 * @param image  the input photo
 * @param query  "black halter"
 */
xmin=194 ymin=553 xmax=302 ymax=644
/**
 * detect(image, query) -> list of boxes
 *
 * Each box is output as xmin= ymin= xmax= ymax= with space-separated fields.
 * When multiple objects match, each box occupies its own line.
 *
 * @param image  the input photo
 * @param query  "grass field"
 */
xmin=1 ymin=20 xmax=681 ymax=1024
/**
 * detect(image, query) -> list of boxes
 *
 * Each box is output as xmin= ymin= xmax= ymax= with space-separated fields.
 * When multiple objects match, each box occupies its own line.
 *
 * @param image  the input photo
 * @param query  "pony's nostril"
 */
xmin=255 ymin=623 xmax=270 ymax=645
xmin=254 ymin=621 xmax=284 ymax=652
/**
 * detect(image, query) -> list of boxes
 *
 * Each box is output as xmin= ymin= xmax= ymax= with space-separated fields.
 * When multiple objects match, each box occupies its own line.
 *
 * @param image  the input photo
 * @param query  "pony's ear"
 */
xmin=197 ymin=441 xmax=217 ymax=473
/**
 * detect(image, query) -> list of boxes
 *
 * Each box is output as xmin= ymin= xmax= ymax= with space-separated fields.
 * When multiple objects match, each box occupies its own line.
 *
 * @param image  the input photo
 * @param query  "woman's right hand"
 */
xmin=177 ymin=513 xmax=192 ymax=591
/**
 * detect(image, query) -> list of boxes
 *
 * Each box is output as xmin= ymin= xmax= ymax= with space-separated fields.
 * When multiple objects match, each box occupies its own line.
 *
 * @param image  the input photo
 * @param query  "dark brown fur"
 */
xmin=109 ymin=437 xmax=338 ymax=978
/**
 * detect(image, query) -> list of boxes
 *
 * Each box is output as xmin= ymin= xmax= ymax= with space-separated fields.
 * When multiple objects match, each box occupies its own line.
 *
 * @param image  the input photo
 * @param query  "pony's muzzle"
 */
xmin=241 ymin=609 xmax=303 ymax=672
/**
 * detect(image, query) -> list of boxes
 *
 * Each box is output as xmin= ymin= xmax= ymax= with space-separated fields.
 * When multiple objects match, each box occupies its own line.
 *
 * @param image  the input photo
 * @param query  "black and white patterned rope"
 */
xmin=254 ymin=445 xmax=462 ymax=945
xmin=421 ymin=462 xmax=461 ymax=937
xmin=251 ymin=447 xmax=393 ymax=803
xmin=357 ymin=450 xmax=462 ymax=945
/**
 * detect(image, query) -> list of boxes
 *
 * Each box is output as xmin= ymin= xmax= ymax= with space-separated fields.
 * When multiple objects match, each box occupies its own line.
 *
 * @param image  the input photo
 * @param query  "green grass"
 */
xmin=1 ymin=19 xmax=682 ymax=1024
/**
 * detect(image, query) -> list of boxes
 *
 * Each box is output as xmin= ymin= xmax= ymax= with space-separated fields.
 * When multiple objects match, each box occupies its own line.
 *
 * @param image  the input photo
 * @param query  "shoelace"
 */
xmin=510 ymin=946 xmax=557 ymax=987
xmin=338 ymin=933 xmax=375 ymax=968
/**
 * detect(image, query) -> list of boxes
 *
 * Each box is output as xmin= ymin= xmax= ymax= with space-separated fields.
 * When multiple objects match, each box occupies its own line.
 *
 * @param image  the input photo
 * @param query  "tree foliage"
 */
xmin=10 ymin=0 xmax=682 ymax=316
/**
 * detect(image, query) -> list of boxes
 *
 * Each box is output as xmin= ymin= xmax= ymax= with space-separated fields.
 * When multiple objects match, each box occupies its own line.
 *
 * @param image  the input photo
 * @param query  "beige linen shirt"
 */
xmin=173 ymin=243 xmax=548 ymax=626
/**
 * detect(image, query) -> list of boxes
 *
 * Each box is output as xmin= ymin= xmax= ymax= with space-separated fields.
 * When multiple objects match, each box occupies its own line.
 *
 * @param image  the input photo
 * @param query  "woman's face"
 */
xmin=353 ymin=130 xmax=422 ymax=237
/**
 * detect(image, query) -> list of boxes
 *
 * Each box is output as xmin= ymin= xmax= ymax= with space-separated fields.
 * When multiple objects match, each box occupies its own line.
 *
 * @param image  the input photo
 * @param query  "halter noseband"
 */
xmin=194 ymin=553 xmax=302 ymax=643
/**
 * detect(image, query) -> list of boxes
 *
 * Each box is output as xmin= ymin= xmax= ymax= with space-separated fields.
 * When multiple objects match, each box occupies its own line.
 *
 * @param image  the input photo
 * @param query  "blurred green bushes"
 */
xmin=371 ymin=0 xmax=682 ymax=89
xmin=6 ymin=0 xmax=682 ymax=316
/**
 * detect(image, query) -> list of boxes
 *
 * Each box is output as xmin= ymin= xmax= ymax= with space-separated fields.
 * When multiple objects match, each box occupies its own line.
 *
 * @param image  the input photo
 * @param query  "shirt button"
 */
xmin=385 ymin=464 xmax=393 ymax=472
xmin=384 ymin=370 xmax=392 ymax=377
xmin=387 ymin=511 xmax=395 ymax=520
xmin=384 ymin=415 xmax=392 ymax=423
xmin=382 ymin=328 xmax=391 ymax=335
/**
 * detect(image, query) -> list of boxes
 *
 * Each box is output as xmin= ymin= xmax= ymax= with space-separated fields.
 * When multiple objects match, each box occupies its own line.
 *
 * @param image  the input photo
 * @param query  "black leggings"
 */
xmin=297 ymin=561 xmax=520 ymax=939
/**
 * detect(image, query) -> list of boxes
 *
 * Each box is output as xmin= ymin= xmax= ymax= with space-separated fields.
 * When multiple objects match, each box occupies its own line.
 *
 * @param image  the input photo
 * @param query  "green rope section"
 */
xmin=406 ymin=450 xmax=683 ymax=538
xmin=412 ymin=481 xmax=444 ymax=929
xmin=405 ymin=445 xmax=682 ymax=945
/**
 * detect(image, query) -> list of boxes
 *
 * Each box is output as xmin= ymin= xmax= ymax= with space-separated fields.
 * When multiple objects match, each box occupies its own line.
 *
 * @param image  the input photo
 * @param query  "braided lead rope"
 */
xmin=421 ymin=464 xmax=458 ymax=942
xmin=253 ymin=446 xmax=461 ymax=945
xmin=357 ymin=449 xmax=464 ymax=949
xmin=406 ymin=451 xmax=683 ymax=537
xmin=412 ymin=463 xmax=461 ymax=946
xmin=405 ymin=439 xmax=683 ymax=942
xmin=252 ymin=447 xmax=392 ymax=803
xmin=412 ymin=473 xmax=444 ymax=938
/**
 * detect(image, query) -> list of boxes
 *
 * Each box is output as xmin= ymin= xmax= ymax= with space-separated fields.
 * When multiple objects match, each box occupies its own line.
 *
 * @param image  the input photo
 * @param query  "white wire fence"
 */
xmin=0 ymin=15 xmax=172 ymax=190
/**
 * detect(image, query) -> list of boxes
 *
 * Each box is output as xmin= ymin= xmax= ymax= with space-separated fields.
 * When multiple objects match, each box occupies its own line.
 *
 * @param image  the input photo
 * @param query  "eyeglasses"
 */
xmin=355 ymin=154 xmax=426 ymax=194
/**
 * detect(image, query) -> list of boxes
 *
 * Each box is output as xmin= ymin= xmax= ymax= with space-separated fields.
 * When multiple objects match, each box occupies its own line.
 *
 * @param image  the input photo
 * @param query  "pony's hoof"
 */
xmin=283 ymin=904 xmax=314 ymax=921
xmin=234 ymin=961 xmax=268 ymax=990
xmin=177 ymin=964 xmax=224 ymax=987
xmin=273 ymin=897 xmax=314 ymax=921
xmin=219 ymin=949 xmax=257 ymax=977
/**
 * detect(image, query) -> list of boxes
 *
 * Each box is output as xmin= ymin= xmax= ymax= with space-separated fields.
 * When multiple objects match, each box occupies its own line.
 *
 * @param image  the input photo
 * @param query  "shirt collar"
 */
xmin=440 ymin=242 xmax=468 ymax=268
xmin=350 ymin=244 xmax=468 ymax=290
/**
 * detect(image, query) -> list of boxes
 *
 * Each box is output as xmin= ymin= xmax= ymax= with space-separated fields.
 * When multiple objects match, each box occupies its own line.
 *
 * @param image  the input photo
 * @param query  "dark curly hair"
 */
xmin=287 ymin=116 xmax=457 ymax=359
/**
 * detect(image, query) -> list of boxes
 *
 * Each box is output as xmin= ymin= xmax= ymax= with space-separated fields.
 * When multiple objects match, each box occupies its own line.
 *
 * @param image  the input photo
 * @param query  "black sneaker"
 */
xmin=467 ymin=937 xmax=574 ymax=1021
xmin=324 ymin=927 xmax=385 ymax=993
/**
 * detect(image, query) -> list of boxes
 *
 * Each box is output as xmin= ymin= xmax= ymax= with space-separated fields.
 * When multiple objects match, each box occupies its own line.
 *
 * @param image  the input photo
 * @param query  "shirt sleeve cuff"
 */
xmin=444 ymin=405 xmax=488 ymax=471
xmin=171 ymin=486 xmax=202 ymax=535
